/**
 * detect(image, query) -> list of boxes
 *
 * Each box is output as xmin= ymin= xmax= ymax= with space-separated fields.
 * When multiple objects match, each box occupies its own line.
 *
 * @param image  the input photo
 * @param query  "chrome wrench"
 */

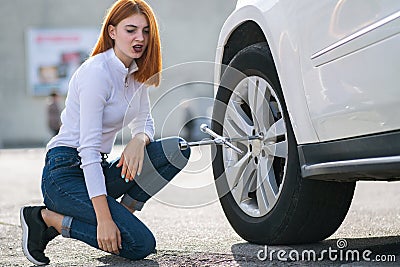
xmin=179 ymin=124 xmax=263 ymax=155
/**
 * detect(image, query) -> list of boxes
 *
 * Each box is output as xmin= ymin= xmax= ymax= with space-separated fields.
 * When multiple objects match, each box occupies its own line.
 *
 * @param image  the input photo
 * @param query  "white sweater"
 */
xmin=47 ymin=48 xmax=155 ymax=199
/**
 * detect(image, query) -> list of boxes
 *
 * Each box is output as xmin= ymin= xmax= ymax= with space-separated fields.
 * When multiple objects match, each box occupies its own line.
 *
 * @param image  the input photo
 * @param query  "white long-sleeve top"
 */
xmin=47 ymin=48 xmax=155 ymax=199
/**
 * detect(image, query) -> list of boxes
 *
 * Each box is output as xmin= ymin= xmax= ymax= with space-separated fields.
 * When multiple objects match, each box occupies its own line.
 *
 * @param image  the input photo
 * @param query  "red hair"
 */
xmin=91 ymin=0 xmax=162 ymax=86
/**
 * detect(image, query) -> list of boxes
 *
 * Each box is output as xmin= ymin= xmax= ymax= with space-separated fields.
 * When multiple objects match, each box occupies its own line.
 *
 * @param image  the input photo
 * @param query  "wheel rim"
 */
xmin=222 ymin=76 xmax=288 ymax=217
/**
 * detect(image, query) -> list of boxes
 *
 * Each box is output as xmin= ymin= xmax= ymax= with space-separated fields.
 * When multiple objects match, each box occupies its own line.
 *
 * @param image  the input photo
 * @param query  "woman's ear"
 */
xmin=108 ymin=25 xmax=116 ymax=39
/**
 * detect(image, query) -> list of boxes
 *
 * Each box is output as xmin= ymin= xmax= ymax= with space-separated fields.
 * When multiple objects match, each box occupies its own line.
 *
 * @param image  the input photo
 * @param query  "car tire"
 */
xmin=211 ymin=42 xmax=356 ymax=245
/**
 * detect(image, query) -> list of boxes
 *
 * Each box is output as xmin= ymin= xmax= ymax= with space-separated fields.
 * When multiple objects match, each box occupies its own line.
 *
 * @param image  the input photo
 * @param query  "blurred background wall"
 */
xmin=0 ymin=0 xmax=236 ymax=148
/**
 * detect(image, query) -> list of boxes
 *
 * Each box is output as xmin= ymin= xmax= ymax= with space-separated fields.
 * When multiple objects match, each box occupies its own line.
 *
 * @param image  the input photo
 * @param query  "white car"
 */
xmin=211 ymin=0 xmax=400 ymax=244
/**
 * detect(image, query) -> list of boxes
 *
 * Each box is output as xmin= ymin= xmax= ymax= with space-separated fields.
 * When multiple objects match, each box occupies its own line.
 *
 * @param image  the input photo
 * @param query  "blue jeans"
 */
xmin=41 ymin=137 xmax=190 ymax=260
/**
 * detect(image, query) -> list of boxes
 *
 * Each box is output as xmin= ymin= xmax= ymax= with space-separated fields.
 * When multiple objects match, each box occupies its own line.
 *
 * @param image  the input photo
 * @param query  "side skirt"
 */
xmin=298 ymin=131 xmax=400 ymax=182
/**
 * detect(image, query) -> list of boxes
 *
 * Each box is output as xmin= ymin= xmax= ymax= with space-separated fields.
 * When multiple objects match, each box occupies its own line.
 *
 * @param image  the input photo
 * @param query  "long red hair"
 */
xmin=91 ymin=0 xmax=162 ymax=86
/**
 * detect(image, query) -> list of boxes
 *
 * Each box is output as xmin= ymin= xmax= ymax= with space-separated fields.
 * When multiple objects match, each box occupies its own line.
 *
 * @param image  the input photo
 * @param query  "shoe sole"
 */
xmin=20 ymin=207 xmax=48 ymax=266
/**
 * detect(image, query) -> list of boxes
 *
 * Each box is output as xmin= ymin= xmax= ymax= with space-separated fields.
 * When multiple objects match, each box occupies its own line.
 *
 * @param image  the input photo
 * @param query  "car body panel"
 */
xmin=215 ymin=0 xmax=400 ymax=143
xmin=298 ymin=1 xmax=400 ymax=141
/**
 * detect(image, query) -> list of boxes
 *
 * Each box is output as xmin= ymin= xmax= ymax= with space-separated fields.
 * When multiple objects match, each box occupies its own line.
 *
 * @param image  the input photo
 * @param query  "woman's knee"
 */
xmin=152 ymin=136 xmax=191 ymax=168
xmin=173 ymin=136 xmax=191 ymax=161
xmin=176 ymin=137 xmax=191 ymax=160
xmin=121 ymin=230 xmax=156 ymax=260
xmin=167 ymin=136 xmax=190 ymax=163
xmin=139 ymin=232 xmax=156 ymax=259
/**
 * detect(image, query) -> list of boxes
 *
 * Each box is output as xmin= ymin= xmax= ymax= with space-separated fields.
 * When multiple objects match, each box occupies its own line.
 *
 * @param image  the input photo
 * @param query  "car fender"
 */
xmin=214 ymin=3 xmax=319 ymax=144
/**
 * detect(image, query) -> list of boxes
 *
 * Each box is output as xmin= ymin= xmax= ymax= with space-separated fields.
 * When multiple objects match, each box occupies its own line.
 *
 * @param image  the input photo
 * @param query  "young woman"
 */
xmin=20 ymin=0 xmax=190 ymax=265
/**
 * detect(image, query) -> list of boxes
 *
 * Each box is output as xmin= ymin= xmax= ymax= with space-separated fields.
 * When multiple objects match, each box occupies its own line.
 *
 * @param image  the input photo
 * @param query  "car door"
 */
xmin=295 ymin=0 xmax=400 ymax=142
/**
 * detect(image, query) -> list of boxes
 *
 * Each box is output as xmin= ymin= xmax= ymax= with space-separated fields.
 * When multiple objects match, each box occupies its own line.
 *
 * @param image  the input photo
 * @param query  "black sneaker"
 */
xmin=20 ymin=206 xmax=59 ymax=265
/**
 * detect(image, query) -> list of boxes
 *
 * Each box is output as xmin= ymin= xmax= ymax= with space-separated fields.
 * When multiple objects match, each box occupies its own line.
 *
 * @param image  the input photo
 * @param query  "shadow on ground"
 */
xmin=231 ymin=236 xmax=400 ymax=266
xmin=98 ymin=255 xmax=159 ymax=266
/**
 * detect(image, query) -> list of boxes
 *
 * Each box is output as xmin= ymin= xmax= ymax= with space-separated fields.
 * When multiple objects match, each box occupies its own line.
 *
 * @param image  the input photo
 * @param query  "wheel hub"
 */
xmin=249 ymin=136 xmax=262 ymax=157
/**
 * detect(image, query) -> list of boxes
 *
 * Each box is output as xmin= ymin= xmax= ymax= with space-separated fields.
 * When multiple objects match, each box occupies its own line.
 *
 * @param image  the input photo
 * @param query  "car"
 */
xmin=210 ymin=0 xmax=400 ymax=245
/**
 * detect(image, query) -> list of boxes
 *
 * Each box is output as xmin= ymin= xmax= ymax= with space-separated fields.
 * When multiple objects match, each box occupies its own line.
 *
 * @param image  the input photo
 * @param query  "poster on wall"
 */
xmin=26 ymin=28 xmax=99 ymax=96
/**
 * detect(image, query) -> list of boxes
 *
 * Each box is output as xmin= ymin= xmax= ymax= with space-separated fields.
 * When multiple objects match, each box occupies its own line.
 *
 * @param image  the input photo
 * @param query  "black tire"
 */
xmin=211 ymin=42 xmax=355 ymax=245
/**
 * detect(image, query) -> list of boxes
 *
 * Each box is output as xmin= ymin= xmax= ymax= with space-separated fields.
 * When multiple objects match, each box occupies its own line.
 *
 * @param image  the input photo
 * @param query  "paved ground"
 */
xmin=0 ymin=147 xmax=399 ymax=266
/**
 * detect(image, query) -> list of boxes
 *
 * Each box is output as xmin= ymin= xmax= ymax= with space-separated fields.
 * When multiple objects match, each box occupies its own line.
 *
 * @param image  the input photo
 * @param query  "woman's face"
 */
xmin=108 ymin=13 xmax=149 ymax=67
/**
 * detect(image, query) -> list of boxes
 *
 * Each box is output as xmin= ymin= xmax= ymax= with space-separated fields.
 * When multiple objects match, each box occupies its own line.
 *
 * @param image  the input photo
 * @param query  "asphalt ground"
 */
xmin=0 ymin=147 xmax=399 ymax=266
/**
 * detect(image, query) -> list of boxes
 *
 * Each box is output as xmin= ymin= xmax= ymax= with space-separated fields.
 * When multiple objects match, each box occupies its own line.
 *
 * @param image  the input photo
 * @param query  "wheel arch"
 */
xmin=215 ymin=19 xmax=301 ymax=145
xmin=221 ymin=20 xmax=267 ymax=66
xmin=214 ymin=6 xmax=319 ymax=145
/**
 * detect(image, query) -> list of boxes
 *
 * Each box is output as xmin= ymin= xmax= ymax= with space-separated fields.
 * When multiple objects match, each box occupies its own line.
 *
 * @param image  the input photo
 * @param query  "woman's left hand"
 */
xmin=117 ymin=133 xmax=149 ymax=181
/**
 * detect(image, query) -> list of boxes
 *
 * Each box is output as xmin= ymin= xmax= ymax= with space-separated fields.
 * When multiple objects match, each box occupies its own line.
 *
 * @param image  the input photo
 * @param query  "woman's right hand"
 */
xmin=97 ymin=218 xmax=122 ymax=254
xmin=92 ymin=195 xmax=122 ymax=255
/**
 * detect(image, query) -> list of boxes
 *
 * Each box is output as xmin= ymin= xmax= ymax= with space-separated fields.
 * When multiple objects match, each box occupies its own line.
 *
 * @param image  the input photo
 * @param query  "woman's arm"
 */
xmin=92 ymin=195 xmax=122 ymax=254
xmin=76 ymin=66 xmax=110 ymax=198
xmin=121 ymin=85 xmax=154 ymax=181
xmin=75 ymin=66 xmax=121 ymax=254
xmin=128 ymin=84 xmax=155 ymax=143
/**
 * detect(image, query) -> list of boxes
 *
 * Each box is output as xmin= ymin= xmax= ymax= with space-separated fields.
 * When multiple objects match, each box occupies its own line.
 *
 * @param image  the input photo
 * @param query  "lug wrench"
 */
xmin=179 ymin=124 xmax=263 ymax=155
